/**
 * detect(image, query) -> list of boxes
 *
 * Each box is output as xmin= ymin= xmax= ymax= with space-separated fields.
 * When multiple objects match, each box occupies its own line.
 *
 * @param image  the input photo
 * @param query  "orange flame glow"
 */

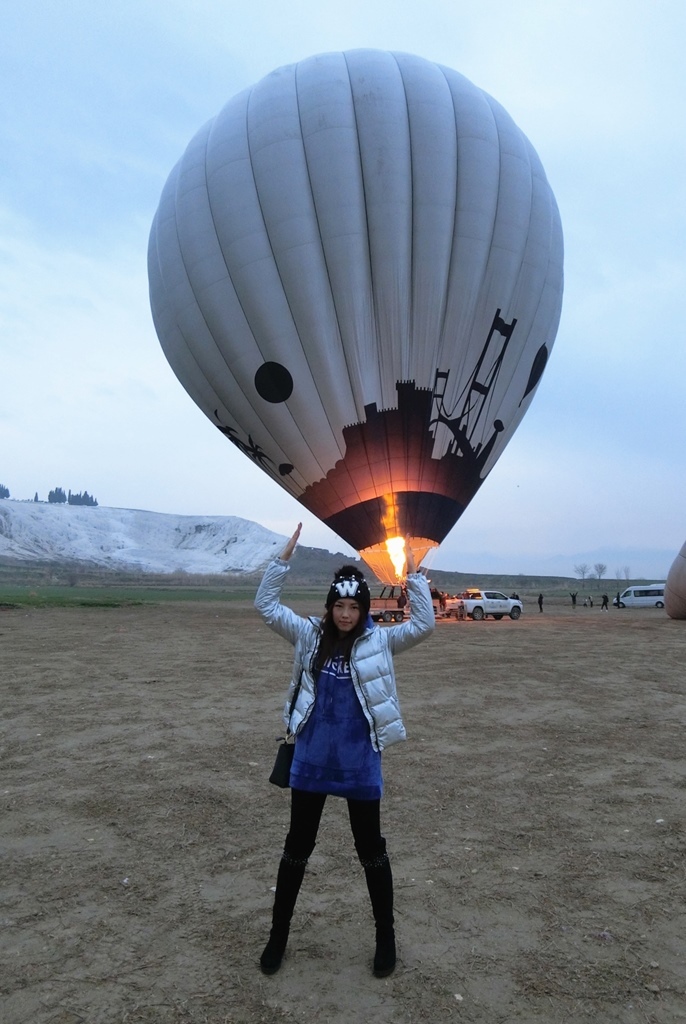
xmin=359 ymin=537 xmax=437 ymax=584
xmin=385 ymin=536 xmax=406 ymax=579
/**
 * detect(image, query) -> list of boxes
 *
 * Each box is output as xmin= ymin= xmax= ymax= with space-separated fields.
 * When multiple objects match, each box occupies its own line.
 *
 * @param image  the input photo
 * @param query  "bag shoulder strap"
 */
xmin=286 ymin=671 xmax=303 ymax=735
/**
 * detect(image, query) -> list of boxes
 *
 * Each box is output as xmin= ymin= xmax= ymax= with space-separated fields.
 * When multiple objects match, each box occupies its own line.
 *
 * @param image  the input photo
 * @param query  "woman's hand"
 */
xmin=405 ymin=539 xmax=417 ymax=575
xmin=279 ymin=523 xmax=302 ymax=561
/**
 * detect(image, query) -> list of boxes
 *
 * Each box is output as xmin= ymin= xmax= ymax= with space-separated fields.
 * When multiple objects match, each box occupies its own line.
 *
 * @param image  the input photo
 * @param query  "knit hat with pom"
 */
xmin=325 ymin=565 xmax=371 ymax=615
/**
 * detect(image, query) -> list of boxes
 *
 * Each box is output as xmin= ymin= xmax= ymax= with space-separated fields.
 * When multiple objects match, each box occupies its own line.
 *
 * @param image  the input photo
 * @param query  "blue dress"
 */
xmin=290 ymin=654 xmax=383 ymax=800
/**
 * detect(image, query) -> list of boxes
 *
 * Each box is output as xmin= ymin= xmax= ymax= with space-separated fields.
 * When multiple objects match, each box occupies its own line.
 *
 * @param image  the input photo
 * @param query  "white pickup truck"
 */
xmin=453 ymin=589 xmax=523 ymax=621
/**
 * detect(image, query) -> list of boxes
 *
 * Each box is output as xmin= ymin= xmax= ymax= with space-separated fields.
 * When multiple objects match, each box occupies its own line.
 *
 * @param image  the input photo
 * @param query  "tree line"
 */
xmin=574 ymin=562 xmax=632 ymax=585
xmin=0 ymin=485 xmax=98 ymax=506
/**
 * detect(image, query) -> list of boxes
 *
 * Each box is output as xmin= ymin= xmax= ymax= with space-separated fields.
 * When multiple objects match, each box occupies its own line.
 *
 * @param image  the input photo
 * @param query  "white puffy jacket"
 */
xmin=254 ymin=558 xmax=435 ymax=751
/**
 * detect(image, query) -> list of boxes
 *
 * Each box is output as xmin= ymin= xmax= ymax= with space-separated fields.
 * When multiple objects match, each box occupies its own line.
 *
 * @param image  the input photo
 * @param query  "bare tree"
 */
xmin=624 ymin=566 xmax=631 ymax=580
xmin=594 ymin=562 xmax=607 ymax=581
xmin=575 ymin=563 xmax=590 ymax=587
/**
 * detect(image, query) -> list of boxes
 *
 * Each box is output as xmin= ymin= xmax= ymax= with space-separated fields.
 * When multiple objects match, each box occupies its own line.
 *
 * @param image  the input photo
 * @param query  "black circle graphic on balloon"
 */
xmin=254 ymin=362 xmax=294 ymax=403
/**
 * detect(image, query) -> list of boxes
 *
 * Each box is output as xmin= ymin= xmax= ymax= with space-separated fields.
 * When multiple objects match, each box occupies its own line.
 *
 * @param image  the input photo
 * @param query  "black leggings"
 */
xmin=284 ymin=789 xmax=385 ymax=864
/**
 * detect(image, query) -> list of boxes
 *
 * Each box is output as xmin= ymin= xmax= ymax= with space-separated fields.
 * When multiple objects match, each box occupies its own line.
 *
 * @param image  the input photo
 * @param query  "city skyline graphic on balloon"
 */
xmin=148 ymin=50 xmax=564 ymax=582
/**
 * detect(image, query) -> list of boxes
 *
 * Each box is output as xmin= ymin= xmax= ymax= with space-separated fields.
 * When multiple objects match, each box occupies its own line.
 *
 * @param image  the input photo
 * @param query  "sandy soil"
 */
xmin=2 ymin=598 xmax=685 ymax=1024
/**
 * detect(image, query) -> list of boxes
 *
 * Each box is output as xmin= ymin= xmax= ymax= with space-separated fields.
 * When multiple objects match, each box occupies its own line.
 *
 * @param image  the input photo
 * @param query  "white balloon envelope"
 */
xmin=666 ymin=540 xmax=686 ymax=619
xmin=148 ymin=50 xmax=564 ymax=582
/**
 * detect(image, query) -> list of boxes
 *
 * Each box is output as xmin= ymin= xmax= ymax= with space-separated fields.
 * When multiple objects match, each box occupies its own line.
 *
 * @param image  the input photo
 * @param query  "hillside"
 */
xmin=0 ymin=500 xmax=287 ymax=575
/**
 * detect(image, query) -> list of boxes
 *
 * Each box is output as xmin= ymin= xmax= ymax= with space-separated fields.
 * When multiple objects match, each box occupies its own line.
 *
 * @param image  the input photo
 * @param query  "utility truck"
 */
xmin=369 ymin=585 xmax=407 ymax=622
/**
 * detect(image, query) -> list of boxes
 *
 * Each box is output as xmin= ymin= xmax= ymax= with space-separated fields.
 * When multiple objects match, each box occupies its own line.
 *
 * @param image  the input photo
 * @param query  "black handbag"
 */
xmin=269 ymin=739 xmax=295 ymax=788
xmin=268 ymin=673 xmax=302 ymax=788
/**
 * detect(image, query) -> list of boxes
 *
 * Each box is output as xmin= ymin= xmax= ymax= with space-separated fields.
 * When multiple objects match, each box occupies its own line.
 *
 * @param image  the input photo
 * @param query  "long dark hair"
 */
xmin=313 ymin=604 xmax=367 ymax=675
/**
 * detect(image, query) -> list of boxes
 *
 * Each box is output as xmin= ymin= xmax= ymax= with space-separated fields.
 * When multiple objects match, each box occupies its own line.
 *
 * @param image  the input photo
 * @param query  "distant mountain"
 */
xmin=0 ymin=500 xmax=288 ymax=575
xmin=431 ymin=546 xmax=674 ymax=581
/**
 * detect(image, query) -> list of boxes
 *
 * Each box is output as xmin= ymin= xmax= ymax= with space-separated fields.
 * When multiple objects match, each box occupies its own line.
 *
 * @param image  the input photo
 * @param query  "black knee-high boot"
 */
xmin=260 ymin=851 xmax=308 ymax=974
xmin=359 ymin=843 xmax=396 ymax=978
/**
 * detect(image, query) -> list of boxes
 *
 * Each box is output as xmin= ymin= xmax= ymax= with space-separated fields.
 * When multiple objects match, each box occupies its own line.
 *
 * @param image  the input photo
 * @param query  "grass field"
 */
xmin=0 ymin=557 xmax=654 ymax=610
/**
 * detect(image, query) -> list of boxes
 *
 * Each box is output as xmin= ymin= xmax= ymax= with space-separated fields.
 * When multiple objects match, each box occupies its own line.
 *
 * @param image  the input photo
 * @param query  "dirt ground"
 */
xmin=2 ymin=597 xmax=685 ymax=1024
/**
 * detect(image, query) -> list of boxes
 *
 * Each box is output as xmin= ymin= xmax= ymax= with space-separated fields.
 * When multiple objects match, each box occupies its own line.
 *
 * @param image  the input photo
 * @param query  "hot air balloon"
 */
xmin=148 ymin=50 xmax=563 ymax=583
xmin=666 ymin=540 xmax=686 ymax=619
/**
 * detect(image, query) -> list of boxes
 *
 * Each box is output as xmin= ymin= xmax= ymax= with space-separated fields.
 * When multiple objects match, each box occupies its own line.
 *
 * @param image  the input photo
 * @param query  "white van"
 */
xmin=614 ymin=584 xmax=666 ymax=609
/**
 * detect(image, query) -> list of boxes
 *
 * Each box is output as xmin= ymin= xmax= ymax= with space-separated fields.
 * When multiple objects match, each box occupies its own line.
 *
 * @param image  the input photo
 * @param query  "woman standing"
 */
xmin=254 ymin=524 xmax=435 ymax=977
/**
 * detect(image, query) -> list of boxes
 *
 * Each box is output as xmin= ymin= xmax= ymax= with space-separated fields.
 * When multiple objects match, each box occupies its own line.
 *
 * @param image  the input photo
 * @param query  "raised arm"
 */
xmin=279 ymin=522 xmax=302 ymax=562
xmin=405 ymin=538 xmax=417 ymax=575
xmin=254 ymin=524 xmax=307 ymax=645
xmin=384 ymin=542 xmax=434 ymax=652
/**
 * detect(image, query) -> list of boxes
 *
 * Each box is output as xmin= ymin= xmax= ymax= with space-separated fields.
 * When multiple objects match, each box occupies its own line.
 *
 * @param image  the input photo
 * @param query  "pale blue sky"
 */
xmin=2 ymin=1 xmax=685 ymax=577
